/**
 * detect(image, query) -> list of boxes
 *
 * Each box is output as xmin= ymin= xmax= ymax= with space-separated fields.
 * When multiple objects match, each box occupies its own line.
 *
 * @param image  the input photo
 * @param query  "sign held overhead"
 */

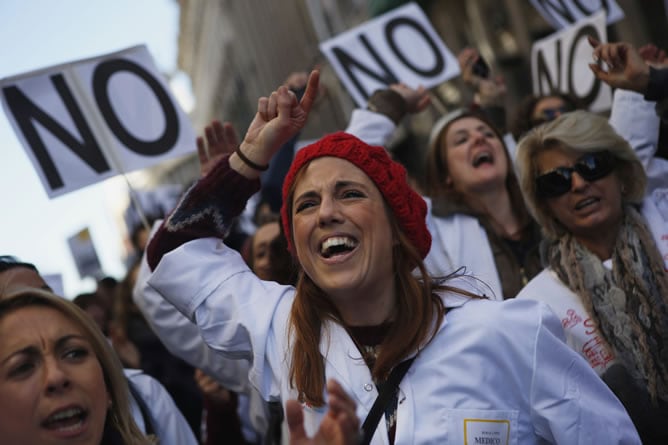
xmin=530 ymin=0 xmax=624 ymax=30
xmin=319 ymin=2 xmax=460 ymax=107
xmin=0 ymin=45 xmax=196 ymax=198
xmin=531 ymin=11 xmax=611 ymax=113
xmin=67 ymin=227 xmax=103 ymax=280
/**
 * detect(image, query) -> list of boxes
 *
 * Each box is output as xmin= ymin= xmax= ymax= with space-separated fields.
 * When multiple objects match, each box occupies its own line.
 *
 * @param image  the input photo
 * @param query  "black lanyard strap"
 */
xmin=359 ymin=357 xmax=415 ymax=445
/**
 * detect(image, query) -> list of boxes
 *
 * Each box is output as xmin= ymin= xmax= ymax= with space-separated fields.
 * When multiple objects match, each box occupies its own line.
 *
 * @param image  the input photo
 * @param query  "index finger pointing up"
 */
xmin=299 ymin=70 xmax=320 ymax=114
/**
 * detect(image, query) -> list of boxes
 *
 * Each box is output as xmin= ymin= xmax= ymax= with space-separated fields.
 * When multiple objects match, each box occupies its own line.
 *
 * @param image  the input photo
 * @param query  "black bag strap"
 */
xmin=359 ymin=357 xmax=415 ymax=445
xmin=265 ymin=400 xmax=284 ymax=445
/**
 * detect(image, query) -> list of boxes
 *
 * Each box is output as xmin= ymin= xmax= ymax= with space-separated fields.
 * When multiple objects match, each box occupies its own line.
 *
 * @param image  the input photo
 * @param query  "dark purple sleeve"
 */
xmin=146 ymin=155 xmax=261 ymax=270
xmin=645 ymin=66 xmax=668 ymax=102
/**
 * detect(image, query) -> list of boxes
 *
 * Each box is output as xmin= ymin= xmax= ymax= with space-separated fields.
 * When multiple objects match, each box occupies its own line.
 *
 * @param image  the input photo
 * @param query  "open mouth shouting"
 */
xmin=472 ymin=151 xmax=494 ymax=167
xmin=320 ymin=236 xmax=359 ymax=259
xmin=42 ymin=406 xmax=89 ymax=437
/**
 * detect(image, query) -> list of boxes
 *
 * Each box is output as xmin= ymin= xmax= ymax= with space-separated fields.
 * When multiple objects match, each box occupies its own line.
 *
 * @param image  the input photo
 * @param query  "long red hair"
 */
xmin=284 ymin=168 xmax=448 ymax=405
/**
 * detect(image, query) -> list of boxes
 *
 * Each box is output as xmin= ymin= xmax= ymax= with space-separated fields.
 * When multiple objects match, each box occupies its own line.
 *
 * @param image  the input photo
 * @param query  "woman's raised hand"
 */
xmin=235 ymin=70 xmax=320 ymax=174
xmin=389 ymin=83 xmax=430 ymax=113
xmin=287 ymin=379 xmax=360 ymax=445
xmin=196 ymin=120 xmax=239 ymax=177
xmin=588 ymin=36 xmax=650 ymax=94
xmin=457 ymin=47 xmax=506 ymax=107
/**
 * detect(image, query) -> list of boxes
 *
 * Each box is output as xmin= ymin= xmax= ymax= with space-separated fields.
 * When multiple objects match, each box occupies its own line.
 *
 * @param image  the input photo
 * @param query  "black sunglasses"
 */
xmin=535 ymin=152 xmax=616 ymax=198
xmin=530 ymin=105 xmax=573 ymax=127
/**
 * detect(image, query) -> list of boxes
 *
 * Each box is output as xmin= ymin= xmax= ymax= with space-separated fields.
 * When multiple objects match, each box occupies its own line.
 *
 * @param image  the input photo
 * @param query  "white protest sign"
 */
xmin=530 ymin=0 xmax=624 ymax=29
xmin=0 ymin=45 xmax=196 ymax=198
xmin=319 ymin=2 xmax=459 ymax=107
xmin=42 ymin=273 xmax=65 ymax=299
xmin=67 ymin=227 xmax=103 ymax=279
xmin=531 ymin=11 xmax=611 ymax=113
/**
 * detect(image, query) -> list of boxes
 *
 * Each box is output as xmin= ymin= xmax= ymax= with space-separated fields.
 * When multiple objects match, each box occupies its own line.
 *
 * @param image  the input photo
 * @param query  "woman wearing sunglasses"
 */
xmin=515 ymin=109 xmax=668 ymax=444
xmin=509 ymin=92 xmax=579 ymax=141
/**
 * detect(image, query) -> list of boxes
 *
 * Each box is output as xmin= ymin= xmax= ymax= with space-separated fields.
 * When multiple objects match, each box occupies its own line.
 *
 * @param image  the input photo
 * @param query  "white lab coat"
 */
xmin=346 ymin=111 xmax=508 ymax=300
xmin=518 ymin=188 xmax=668 ymax=377
xmin=124 ymin=369 xmax=198 ymax=445
xmin=517 ymin=90 xmax=668 ymax=376
xmin=423 ymin=198 xmax=505 ymax=299
xmin=133 ymin=225 xmax=269 ymax=444
xmin=346 ymin=90 xmax=668 ymax=302
xmin=141 ymin=238 xmax=640 ymax=444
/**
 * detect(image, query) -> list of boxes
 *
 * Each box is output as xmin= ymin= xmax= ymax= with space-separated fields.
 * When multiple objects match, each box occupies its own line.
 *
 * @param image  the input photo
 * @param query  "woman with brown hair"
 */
xmin=345 ymin=83 xmax=543 ymax=300
xmin=0 ymin=288 xmax=153 ymax=444
xmin=423 ymin=109 xmax=543 ymax=299
xmin=509 ymin=92 xmax=579 ymax=141
xmin=137 ymin=71 xmax=639 ymax=444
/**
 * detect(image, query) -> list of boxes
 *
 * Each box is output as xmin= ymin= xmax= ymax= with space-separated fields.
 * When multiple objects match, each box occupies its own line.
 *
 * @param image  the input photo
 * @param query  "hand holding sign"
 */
xmin=531 ymin=11 xmax=611 ymax=112
xmin=588 ymin=37 xmax=651 ymax=94
xmin=390 ymin=83 xmax=430 ymax=113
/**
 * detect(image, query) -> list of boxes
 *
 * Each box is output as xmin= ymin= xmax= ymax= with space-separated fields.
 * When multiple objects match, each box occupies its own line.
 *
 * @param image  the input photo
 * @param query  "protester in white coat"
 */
xmin=124 ymin=368 xmax=199 ymax=445
xmin=137 ymin=71 xmax=639 ymax=444
xmin=422 ymin=109 xmax=544 ymax=299
xmin=518 ymin=39 xmax=668 ymax=444
xmin=346 ymin=95 xmax=542 ymax=300
xmin=0 ymin=288 xmax=153 ymax=445
xmin=514 ymin=103 xmax=668 ymax=443
xmin=134 ymin=120 xmax=302 ymax=444
xmin=345 ymin=84 xmax=659 ymax=303
xmin=0 ymin=255 xmax=198 ymax=445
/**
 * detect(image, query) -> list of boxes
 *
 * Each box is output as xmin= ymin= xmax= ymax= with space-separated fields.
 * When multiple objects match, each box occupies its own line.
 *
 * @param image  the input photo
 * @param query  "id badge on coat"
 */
xmin=446 ymin=409 xmax=518 ymax=445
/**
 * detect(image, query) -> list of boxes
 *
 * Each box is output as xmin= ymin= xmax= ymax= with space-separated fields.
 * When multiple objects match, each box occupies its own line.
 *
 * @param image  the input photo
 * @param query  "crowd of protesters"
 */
xmin=1 ymin=27 xmax=668 ymax=445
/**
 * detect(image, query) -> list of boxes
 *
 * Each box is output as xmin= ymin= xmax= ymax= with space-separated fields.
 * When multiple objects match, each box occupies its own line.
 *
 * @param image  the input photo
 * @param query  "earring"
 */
xmin=621 ymin=184 xmax=627 ymax=195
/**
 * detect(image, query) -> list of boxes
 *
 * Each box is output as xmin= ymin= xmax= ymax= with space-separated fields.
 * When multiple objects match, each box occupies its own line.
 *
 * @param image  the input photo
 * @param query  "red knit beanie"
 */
xmin=280 ymin=132 xmax=430 ymax=259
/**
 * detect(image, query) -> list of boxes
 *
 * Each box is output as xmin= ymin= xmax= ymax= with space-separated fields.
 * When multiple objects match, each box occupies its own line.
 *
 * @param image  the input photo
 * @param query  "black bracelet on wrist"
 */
xmin=235 ymin=146 xmax=269 ymax=171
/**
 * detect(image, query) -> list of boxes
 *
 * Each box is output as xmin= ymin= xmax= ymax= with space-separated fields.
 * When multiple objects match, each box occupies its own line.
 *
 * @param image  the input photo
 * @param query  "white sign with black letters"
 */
xmin=319 ymin=2 xmax=459 ymax=108
xmin=530 ymin=0 xmax=624 ymax=29
xmin=0 ymin=45 xmax=195 ymax=198
xmin=531 ymin=11 xmax=611 ymax=113
xmin=67 ymin=227 xmax=103 ymax=279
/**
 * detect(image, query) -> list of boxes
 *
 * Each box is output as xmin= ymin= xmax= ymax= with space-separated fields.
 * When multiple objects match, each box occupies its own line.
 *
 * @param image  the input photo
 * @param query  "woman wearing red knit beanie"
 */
xmin=137 ymin=72 xmax=639 ymax=444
